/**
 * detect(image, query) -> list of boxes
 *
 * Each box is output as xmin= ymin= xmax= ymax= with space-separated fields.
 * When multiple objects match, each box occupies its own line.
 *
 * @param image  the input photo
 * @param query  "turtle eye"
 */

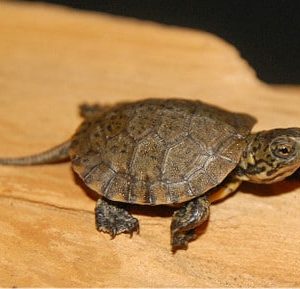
xmin=271 ymin=139 xmax=296 ymax=159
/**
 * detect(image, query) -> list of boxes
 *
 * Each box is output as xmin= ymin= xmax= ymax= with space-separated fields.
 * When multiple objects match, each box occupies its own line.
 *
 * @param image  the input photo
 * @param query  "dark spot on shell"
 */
xmin=107 ymin=124 xmax=113 ymax=132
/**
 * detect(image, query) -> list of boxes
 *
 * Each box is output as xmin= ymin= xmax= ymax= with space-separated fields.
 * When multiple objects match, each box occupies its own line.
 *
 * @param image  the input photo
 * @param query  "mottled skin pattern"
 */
xmin=1 ymin=98 xmax=300 ymax=251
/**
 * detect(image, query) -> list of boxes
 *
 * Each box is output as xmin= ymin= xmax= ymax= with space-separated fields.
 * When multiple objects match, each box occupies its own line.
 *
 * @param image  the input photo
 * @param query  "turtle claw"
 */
xmin=110 ymin=228 xmax=117 ymax=239
xmin=171 ymin=229 xmax=197 ymax=252
xmin=95 ymin=198 xmax=139 ymax=238
xmin=129 ymin=223 xmax=139 ymax=238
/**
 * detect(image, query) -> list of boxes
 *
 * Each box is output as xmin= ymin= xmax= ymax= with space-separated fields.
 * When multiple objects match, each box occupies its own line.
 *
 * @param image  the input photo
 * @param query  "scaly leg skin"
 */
xmin=208 ymin=179 xmax=241 ymax=203
xmin=171 ymin=196 xmax=210 ymax=251
xmin=95 ymin=198 xmax=139 ymax=238
xmin=79 ymin=103 xmax=108 ymax=119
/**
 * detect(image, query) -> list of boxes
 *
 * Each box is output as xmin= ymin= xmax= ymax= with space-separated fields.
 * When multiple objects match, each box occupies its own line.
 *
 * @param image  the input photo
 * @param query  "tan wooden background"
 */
xmin=0 ymin=1 xmax=299 ymax=287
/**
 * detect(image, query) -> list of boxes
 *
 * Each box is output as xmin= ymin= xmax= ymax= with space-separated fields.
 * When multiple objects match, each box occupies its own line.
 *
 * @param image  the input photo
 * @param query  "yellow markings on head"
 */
xmin=247 ymin=153 xmax=256 ymax=165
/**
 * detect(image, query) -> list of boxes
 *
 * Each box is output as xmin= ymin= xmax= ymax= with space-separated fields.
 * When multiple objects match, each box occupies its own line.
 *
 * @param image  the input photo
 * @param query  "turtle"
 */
xmin=1 ymin=98 xmax=300 ymax=251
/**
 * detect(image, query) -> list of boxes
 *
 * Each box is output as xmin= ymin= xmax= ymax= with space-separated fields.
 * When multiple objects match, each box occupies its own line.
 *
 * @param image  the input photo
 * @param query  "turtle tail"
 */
xmin=0 ymin=140 xmax=71 ymax=166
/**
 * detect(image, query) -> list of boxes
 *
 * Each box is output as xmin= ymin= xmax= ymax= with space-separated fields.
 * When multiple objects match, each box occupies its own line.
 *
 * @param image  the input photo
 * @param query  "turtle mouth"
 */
xmin=254 ymin=162 xmax=300 ymax=184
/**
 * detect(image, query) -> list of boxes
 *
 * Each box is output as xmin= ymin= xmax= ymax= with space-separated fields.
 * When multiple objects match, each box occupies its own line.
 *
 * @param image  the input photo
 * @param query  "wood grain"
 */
xmin=0 ymin=1 xmax=299 ymax=287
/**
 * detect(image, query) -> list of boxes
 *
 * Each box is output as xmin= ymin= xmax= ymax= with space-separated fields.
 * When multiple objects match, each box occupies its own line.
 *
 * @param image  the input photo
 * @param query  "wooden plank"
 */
xmin=0 ymin=1 xmax=299 ymax=287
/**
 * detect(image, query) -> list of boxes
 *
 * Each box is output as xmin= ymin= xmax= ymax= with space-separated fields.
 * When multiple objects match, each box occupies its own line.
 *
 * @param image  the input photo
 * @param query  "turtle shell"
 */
xmin=69 ymin=99 xmax=256 ymax=205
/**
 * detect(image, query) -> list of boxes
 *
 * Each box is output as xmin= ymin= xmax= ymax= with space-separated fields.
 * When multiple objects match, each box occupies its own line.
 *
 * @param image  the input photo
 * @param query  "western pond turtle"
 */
xmin=1 ymin=98 xmax=300 ymax=251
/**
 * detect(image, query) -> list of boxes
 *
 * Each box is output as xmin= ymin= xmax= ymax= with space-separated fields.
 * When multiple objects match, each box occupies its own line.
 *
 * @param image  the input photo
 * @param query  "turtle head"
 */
xmin=237 ymin=128 xmax=300 ymax=183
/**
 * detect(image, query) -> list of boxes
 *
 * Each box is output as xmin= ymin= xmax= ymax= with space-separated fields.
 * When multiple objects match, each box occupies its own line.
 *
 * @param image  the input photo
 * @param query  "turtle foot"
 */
xmin=95 ymin=198 xmax=139 ymax=238
xmin=171 ymin=196 xmax=210 ymax=251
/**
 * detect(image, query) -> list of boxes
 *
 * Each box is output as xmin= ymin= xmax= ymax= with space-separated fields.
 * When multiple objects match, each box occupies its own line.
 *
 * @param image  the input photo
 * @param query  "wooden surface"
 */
xmin=0 ymin=1 xmax=300 ymax=287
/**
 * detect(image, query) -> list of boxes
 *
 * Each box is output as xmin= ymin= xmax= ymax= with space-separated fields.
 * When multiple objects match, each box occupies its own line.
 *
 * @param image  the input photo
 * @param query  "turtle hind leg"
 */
xmin=95 ymin=198 xmax=139 ymax=238
xmin=171 ymin=196 xmax=210 ymax=251
xmin=79 ymin=103 xmax=109 ymax=119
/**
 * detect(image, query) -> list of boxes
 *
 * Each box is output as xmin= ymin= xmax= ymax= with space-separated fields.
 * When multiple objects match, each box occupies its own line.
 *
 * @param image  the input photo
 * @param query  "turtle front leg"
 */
xmin=208 ymin=179 xmax=242 ymax=203
xmin=95 ymin=198 xmax=139 ymax=238
xmin=171 ymin=196 xmax=210 ymax=251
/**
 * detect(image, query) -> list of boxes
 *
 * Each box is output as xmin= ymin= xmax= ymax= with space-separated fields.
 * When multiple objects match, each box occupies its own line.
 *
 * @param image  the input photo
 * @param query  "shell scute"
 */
xmin=83 ymin=163 xmax=115 ymax=194
xmin=129 ymin=134 xmax=165 ymax=182
xmin=127 ymin=104 xmax=161 ymax=140
xmin=168 ymin=181 xmax=193 ymax=203
xmin=131 ymin=180 xmax=152 ymax=204
xmin=189 ymin=115 xmax=236 ymax=149
xmin=105 ymin=174 xmax=132 ymax=202
xmin=149 ymin=181 xmax=169 ymax=204
xmin=158 ymin=109 xmax=191 ymax=144
xmin=162 ymin=137 xmax=200 ymax=182
xmin=188 ymin=169 xmax=217 ymax=196
xmin=104 ymin=132 xmax=135 ymax=173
